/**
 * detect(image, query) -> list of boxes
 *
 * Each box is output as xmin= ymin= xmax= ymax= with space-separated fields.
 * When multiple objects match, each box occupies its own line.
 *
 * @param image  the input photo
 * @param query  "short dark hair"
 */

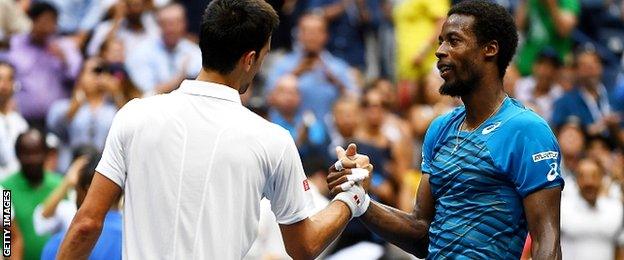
xmin=573 ymin=48 xmax=602 ymax=67
xmin=448 ymin=0 xmax=518 ymax=77
xmin=199 ymin=0 xmax=279 ymax=74
xmin=15 ymin=128 xmax=47 ymax=155
xmin=27 ymin=2 xmax=58 ymax=20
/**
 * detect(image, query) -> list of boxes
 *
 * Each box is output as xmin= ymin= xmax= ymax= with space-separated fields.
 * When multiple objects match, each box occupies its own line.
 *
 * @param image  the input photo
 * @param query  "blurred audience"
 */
xmin=552 ymin=49 xmax=624 ymax=146
xmin=561 ymin=158 xmax=624 ymax=260
xmin=515 ymin=0 xmax=580 ymax=76
xmin=6 ymin=2 xmax=82 ymax=128
xmin=46 ymin=58 xmax=119 ymax=172
xmin=1 ymin=129 xmax=61 ymax=260
xmin=40 ymin=150 xmax=122 ymax=260
xmin=266 ymin=13 xmax=358 ymax=125
xmin=394 ymin=0 xmax=448 ymax=107
xmin=87 ymin=0 xmax=159 ymax=57
xmin=268 ymin=74 xmax=327 ymax=165
xmin=126 ymin=3 xmax=201 ymax=95
xmin=0 ymin=61 xmax=28 ymax=179
xmin=514 ymin=48 xmax=564 ymax=122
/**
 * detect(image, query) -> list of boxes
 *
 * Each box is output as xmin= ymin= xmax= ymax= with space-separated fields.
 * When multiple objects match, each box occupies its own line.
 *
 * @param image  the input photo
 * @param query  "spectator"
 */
xmin=87 ymin=0 xmax=160 ymax=57
xmin=33 ymin=148 xmax=91 ymax=237
xmin=561 ymin=158 xmax=624 ymax=260
xmin=558 ymin=120 xmax=586 ymax=178
xmin=552 ymin=50 xmax=624 ymax=145
xmin=0 ymin=129 xmax=62 ymax=260
xmin=126 ymin=3 xmax=201 ymax=95
xmin=98 ymin=38 xmax=142 ymax=107
xmin=514 ymin=48 xmax=564 ymax=122
xmin=40 ymin=0 xmax=106 ymax=42
xmin=267 ymin=13 xmax=358 ymax=126
xmin=267 ymin=74 xmax=327 ymax=164
xmin=308 ymin=0 xmax=373 ymax=70
xmin=0 ymin=62 xmax=28 ymax=179
xmin=40 ymin=151 xmax=122 ymax=260
xmin=46 ymin=58 xmax=118 ymax=172
xmin=327 ymin=97 xmax=360 ymax=158
xmin=394 ymin=0 xmax=448 ymax=104
xmin=6 ymin=2 xmax=82 ymax=128
xmin=515 ymin=0 xmax=580 ymax=76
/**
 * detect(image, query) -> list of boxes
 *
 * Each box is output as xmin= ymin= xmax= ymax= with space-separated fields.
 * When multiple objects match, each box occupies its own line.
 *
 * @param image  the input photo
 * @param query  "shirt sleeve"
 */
xmin=421 ymin=116 xmax=444 ymax=174
xmin=95 ymin=100 xmax=137 ymax=188
xmin=492 ymin=114 xmax=564 ymax=198
xmin=264 ymin=133 xmax=314 ymax=225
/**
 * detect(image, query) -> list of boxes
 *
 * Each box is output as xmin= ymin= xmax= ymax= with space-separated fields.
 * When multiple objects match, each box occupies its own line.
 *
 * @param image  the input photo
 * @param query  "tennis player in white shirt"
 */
xmin=57 ymin=0 xmax=371 ymax=259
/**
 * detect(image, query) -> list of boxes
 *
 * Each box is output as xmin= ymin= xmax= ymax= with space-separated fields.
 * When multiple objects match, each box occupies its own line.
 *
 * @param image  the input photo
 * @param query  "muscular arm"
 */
xmin=523 ymin=186 xmax=562 ymax=260
xmin=359 ymin=174 xmax=434 ymax=258
xmin=279 ymin=201 xmax=352 ymax=259
xmin=57 ymin=172 xmax=122 ymax=260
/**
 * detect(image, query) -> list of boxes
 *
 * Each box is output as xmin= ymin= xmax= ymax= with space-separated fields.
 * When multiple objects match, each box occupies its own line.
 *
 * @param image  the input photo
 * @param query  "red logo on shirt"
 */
xmin=303 ymin=179 xmax=310 ymax=191
xmin=353 ymin=195 xmax=360 ymax=205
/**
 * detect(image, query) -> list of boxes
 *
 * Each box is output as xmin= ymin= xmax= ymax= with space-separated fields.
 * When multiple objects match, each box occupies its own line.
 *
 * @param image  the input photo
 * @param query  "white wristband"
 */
xmin=333 ymin=184 xmax=371 ymax=218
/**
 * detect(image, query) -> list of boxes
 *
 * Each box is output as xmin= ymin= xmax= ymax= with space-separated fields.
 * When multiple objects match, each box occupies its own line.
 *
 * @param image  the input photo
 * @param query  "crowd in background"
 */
xmin=0 ymin=0 xmax=623 ymax=259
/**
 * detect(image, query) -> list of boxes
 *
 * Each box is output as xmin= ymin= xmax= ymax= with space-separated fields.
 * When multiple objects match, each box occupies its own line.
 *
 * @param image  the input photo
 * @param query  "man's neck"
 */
xmin=0 ymin=100 xmax=11 ymax=115
xmin=196 ymin=69 xmax=241 ymax=92
xmin=460 ymin=79 xmax=506 ymax=130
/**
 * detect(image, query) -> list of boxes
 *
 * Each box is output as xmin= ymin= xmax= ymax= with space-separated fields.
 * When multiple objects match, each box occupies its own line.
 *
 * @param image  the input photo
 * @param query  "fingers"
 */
xmin=330 ymin=181 xmax=353 ymax=197
xmin=345 ymin=143 xmax=357 ymax=158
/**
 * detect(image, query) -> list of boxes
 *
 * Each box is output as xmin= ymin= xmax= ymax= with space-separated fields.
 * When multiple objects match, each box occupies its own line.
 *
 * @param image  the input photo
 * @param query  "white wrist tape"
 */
xmin=334 ymin=160 xmax=345 ymax=171
xmin=333 ymin=184 xmax=371 ymax=218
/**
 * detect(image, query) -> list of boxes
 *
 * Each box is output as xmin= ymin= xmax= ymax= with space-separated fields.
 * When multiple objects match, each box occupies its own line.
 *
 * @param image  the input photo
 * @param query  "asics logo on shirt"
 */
xmin=482 ymin=122 xmax=502 ymax=135
xmin=547 ymin=162 xmax=559 ymax=182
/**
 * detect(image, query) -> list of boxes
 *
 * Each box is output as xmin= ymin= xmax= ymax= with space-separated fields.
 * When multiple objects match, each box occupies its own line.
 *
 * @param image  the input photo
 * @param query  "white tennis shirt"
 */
xmin=96 ymin=80 xmax=314 ymax=259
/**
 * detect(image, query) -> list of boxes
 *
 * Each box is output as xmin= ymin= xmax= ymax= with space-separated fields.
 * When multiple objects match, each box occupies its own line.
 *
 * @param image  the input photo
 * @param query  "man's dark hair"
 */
xmin=15 ymin=128 xmax=47 ymax=155
xmin=27 ymin=2 xmax=58 ymax=20
xmin=448 ymin=0 xmax=518 ymax=78
xmin=77 ymin=153 xmax=102 ymax=190
xmin=199 ymin=0 xmax=279 ymax=74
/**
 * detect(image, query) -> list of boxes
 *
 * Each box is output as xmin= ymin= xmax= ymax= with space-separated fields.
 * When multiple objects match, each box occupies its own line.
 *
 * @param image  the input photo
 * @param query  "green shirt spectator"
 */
xmin=1 ymin=171 xmax=62 ymax=260
xmin=515 ymin=0 xmax=580 ymax=76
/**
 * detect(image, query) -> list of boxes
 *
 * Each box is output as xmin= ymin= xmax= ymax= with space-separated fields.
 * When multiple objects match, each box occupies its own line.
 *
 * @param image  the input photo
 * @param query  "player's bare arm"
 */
xmin=57 ymin=173 xmax=122 ymax=260
xmin=279 ymin=144 xmax=373 ymax=259
xmin=523 ymin=186 xmax=562 ymax=260
xmin=327 ymin=167 xmax=434 ymax=258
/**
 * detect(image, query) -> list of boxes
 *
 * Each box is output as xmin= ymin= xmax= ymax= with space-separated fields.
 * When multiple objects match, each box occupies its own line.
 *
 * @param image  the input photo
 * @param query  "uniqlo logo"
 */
xmin=303 ymin=179 xmax=310 ymax=191
xmin=353 ymin=195 xmax=360 ymax=205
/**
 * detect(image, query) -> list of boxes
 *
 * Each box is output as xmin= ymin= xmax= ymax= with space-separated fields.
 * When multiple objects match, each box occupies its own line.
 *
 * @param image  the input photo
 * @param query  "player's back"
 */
xmin=421 ymin=98 xmax=563 ymax=259
xmin=98 ymin=81 xmax=306 ymax=259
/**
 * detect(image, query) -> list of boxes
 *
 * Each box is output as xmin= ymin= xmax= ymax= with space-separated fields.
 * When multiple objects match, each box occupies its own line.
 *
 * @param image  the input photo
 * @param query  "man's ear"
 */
xmin=484 ymin=40 xmax=499 ymax=59
xmin=242 ymin=50 xmax=257 ymax=72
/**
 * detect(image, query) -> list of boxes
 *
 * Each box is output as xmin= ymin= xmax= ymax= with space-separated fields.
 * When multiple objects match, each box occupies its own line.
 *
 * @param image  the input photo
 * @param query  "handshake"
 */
xmin=328 ymin=144 xmax=373 ymax=218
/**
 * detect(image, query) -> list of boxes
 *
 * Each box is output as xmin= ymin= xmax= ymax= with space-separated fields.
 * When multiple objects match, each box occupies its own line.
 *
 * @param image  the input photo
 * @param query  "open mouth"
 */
xmin=438 ymin=64 xmax=452 ymax=78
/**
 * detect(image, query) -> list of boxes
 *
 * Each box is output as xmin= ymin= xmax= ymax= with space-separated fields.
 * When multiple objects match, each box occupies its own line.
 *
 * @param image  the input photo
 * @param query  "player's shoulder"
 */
xmin=503 ymin=99 xmax=552 ymax=133
xmin=427 ymin=106 xmax=464 ymax=135
xmin=235 ymin=107 xmax=293 ymax=143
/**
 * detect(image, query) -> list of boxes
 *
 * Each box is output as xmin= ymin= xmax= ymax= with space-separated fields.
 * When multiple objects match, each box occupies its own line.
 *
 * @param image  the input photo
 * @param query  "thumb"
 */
xmin=346 ymin=143 xmax=357 ymax=159
xmin=335 ymin=146 xmax=347 ymax=160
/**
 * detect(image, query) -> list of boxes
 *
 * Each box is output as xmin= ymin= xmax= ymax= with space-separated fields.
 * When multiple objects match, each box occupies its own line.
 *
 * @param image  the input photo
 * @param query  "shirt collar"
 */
xmin=177 ymin=80 xmax=242 ymax=104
